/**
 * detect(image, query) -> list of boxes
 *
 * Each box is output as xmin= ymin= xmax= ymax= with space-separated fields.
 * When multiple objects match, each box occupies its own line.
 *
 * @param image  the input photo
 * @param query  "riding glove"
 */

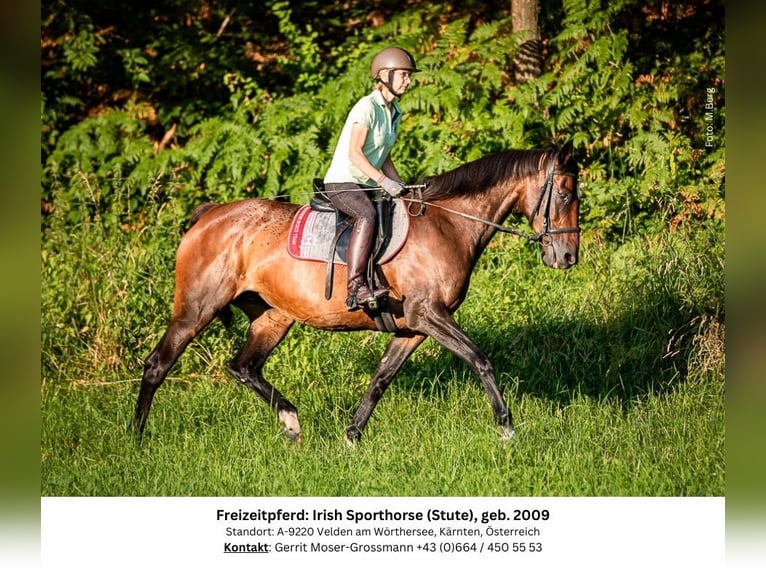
xmin=379 ymin=176 xmax=404 ymax=197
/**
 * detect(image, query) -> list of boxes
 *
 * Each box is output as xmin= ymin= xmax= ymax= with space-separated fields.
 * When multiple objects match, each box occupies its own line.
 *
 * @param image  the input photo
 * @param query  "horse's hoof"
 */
xmin=285 ymin=430 xmax=302 ymax=445
xmin=500 ymin=426 xmax=516 ymax=441
xmin=345 ymin=425 xmax=362 ymax=447
xmin=279 ymin=410 xmax=302 ymax=444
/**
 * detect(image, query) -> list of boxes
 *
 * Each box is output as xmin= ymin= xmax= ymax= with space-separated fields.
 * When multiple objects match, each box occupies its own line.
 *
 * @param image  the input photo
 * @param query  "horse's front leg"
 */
xmin=346 ymin=332 xmax=426 ymax=445
xmin=407 ymin=303 xmax=514 ymax=440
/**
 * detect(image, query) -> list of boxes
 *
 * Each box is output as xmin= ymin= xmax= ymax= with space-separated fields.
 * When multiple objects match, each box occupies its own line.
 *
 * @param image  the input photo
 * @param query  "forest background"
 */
xmin=41 ymin=0 xmax=724 ymax=235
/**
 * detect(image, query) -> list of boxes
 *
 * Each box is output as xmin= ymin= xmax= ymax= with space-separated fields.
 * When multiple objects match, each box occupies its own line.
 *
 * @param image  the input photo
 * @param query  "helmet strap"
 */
xmin=379 ymin=69 xmax=403 ymax=98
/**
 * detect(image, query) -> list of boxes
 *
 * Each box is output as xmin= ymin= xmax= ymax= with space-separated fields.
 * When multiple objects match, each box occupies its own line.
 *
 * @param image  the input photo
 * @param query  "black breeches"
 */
xmin=324 ymin=182 xmax=377 ymax=225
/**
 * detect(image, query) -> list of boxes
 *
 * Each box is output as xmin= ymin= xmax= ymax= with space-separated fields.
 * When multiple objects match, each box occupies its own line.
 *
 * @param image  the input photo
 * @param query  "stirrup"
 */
xmin=346 ymin=284 xmax=389 ymax=311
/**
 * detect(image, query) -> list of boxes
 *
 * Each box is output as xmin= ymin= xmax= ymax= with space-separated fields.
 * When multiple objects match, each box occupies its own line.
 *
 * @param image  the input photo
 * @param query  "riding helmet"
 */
xmin=370 ymin=47 xmax=419 ymax=80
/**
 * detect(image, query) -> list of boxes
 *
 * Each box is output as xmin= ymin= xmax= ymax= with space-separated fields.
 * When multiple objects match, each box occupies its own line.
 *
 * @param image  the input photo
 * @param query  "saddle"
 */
xmin=286 ymin=179 xmax=410 ymax=331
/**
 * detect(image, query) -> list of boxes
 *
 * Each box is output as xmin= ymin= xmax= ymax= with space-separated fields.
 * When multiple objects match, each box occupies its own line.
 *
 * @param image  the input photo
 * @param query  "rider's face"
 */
xmin=391 ymin=69 xmax=412 ymax=92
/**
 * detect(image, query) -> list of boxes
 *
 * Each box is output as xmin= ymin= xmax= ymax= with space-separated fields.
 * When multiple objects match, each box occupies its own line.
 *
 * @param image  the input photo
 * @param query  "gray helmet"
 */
xmin=371 ymin=47 xmax=419 ymax=79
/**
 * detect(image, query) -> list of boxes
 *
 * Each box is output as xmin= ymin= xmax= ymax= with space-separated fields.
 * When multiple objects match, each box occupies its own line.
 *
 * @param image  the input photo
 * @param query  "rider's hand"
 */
xmin=379 ymin=176 xmax=404 ymax=198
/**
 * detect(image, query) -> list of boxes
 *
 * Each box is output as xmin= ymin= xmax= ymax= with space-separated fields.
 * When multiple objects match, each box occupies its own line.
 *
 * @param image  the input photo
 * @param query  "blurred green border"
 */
xmin=725 ymin=0 xmax=766 ymax=514
xmin=9 ymin=0 xmax=762 ymax=567
xmin=0 ymin=0 xmax=42 ymax=561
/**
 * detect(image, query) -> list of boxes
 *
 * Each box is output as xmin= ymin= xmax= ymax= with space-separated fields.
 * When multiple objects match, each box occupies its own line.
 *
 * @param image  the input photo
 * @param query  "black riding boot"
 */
xmin=345 ymin=217 xmax=387 ymax=310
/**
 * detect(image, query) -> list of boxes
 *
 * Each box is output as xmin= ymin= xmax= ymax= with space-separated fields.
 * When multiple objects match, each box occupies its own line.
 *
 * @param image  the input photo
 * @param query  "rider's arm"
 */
xmin=348 ymin=124 xmax=390 ymax=184
xmin=379 ymin=154 xmax=403 ymax=183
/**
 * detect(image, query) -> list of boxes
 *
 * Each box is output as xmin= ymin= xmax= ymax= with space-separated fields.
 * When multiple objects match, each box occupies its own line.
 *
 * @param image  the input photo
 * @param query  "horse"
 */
xmin=132 ymin=142 xmax=580 ymax=444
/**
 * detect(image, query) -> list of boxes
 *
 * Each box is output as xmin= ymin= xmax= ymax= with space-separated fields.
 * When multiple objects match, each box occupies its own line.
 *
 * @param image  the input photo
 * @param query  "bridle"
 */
xmin=529 ymin=156 xmax=581 ymax=242
xmin=401 ymin=156 xmax=581 ymax=244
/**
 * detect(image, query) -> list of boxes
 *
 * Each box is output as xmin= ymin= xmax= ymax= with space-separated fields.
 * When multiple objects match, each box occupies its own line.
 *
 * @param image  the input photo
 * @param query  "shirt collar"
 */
xmin=370 ymin=89 xmax=401 ymax=122
xmin=371 ymin=89 xmax=400 ymax=111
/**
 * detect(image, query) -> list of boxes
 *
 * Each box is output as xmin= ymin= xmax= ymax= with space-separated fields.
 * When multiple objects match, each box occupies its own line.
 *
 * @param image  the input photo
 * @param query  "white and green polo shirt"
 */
xmin=324 ymin=89 xmax=402 ymax=186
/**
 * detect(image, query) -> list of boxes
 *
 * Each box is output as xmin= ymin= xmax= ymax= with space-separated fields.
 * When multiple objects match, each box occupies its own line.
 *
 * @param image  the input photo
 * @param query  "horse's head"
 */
xmin=529 ymin=142 xmax=580 ymax=270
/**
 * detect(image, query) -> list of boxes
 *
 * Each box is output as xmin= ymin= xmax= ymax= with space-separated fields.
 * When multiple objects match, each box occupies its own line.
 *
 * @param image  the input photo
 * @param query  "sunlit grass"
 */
xmin=41 ymin=209 xmax=724 ymax=497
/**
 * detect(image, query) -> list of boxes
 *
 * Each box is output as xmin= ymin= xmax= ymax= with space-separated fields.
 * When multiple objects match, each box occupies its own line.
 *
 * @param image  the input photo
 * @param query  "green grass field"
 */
xmin=41 ymin=215 xmax=724 ymax=497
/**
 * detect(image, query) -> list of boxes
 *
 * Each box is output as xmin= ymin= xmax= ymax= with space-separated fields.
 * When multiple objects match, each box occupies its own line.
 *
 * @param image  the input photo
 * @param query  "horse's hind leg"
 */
xmin=227 ymin=308 xmax=299 ymax=442
xmin=133 ymin=309 xmax=217 ymax=436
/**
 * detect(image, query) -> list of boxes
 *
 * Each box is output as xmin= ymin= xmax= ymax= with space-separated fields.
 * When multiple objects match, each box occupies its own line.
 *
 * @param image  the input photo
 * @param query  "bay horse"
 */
xmin=132 ymin=142 xmax=580 ymax=444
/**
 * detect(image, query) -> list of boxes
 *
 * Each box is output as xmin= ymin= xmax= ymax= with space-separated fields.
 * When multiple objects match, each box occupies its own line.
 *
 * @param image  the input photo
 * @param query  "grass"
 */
xmin=40 ymin=371 xmax=723 ymax=497
xmin=41 ymin=202 xmax=725 ymax=498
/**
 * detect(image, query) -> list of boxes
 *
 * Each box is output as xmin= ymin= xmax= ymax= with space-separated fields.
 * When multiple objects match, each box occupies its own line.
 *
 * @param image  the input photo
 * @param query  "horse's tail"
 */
xmin=183 ymin=202 xmax=234 ymax=328
xmin=186 ymin=202 xmax=218 ymax=232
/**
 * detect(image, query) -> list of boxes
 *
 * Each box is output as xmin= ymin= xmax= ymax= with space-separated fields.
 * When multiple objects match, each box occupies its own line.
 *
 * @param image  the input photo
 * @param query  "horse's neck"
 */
xmin=431 ymin=181 xmax=525 ymax=253
xmin=441 ymin=180 xmax=525 ymax=227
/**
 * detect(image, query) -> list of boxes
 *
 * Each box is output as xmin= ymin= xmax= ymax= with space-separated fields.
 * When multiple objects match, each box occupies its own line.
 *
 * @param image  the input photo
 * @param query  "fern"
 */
xmin=62 ymin=25 xmax=102 ymax=74
xmin=42 ymin=0 xmax=724 ymax=242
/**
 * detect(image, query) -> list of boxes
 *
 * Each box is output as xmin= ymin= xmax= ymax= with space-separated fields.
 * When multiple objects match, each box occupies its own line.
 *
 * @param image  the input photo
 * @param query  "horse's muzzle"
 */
xmin=542 ymin=241 xmax=578 ymax=269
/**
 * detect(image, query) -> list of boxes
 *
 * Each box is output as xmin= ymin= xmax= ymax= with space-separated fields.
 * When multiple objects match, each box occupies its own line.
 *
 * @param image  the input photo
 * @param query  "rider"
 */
xmin=323 ymin=47 xmax=418 ymax=311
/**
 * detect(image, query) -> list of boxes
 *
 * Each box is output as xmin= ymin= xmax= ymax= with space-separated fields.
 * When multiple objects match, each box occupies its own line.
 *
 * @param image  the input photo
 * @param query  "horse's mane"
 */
xmin=420 ymin=148 xmax=566 ymax=201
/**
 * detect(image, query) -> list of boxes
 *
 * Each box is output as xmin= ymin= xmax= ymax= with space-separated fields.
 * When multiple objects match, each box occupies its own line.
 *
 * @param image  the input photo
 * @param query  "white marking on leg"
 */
xmin=278 ymin=410 xmax=302 ymax=444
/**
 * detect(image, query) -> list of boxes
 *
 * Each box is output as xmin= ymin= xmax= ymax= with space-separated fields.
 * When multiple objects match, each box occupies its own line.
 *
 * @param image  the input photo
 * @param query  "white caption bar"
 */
xmin=42 ymin=496 xmax=724 ymax=572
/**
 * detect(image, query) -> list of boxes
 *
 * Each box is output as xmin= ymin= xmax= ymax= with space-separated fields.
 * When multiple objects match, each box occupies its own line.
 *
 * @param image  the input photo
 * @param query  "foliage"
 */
xmin=42 ymin=0 xmax=724 ymax=240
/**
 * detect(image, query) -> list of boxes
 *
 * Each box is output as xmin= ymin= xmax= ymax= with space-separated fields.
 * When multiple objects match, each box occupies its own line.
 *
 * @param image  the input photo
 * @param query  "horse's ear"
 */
xmin=558 ymin=140 xmax=574 ymax=165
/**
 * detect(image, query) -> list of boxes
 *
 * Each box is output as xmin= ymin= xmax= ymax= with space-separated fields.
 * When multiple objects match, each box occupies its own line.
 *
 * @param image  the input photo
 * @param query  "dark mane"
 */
xmin=420 ymin=148 xmax=561 ymax=201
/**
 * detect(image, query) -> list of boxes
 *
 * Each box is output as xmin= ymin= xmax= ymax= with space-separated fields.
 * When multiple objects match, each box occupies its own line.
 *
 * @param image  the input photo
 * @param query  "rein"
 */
xmin=403 ymin=163 xmax=581 ymax=244
xmin=308 ymin=158 xmax=580 ymax=244
xmin=402 ymin=196 xmax=544 ymax=241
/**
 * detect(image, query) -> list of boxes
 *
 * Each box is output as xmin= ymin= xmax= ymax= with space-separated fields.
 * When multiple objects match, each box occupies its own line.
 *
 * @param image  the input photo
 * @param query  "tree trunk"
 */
xmin=511 ymin=0 xmax=542 ymax=83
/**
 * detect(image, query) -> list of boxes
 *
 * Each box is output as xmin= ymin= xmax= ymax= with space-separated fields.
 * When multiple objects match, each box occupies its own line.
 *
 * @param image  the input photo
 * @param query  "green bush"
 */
xmin=42 ymin=0 xmax=724 ymax=240
xmin=40 ymin=0 xmax=725 ymax=499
